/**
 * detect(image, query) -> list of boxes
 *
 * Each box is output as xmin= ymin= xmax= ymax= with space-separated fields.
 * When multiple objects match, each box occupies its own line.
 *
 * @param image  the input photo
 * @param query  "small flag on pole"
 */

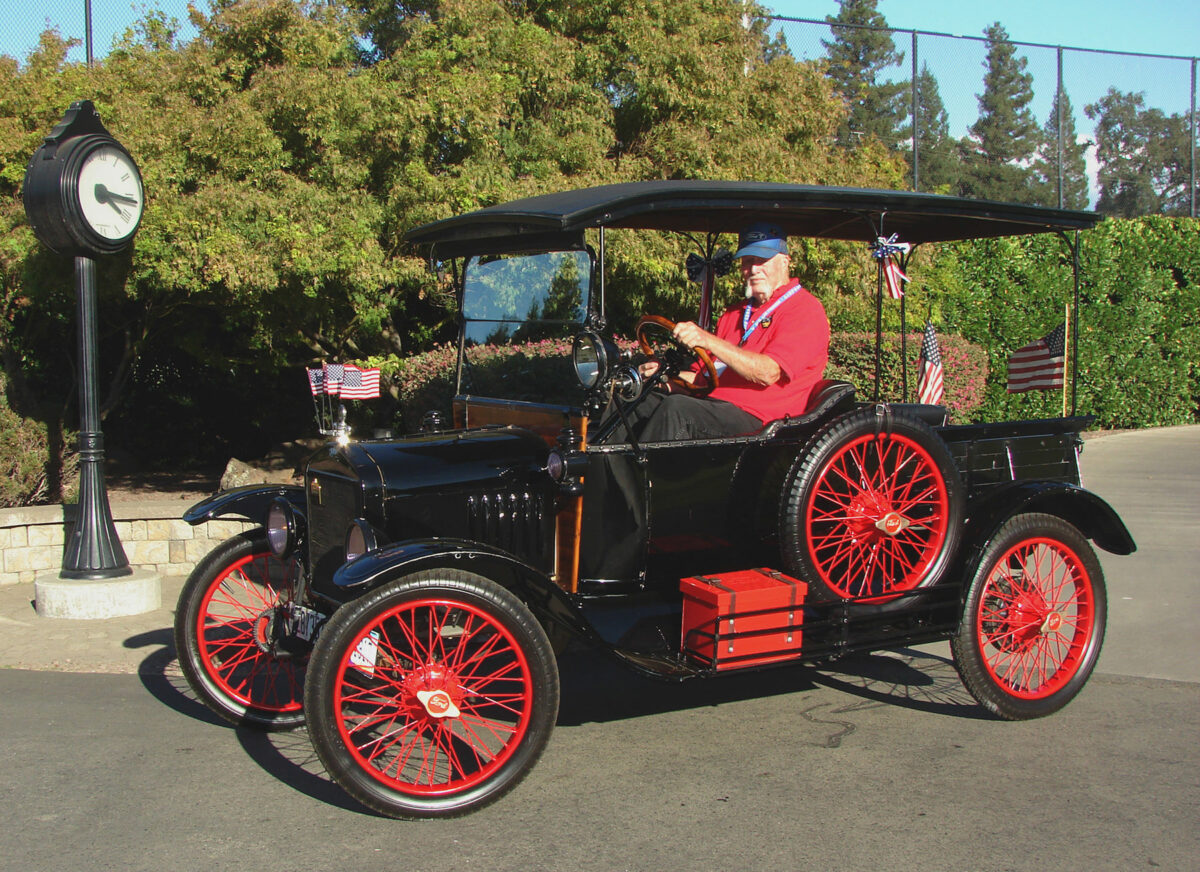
xmin=323 ymin=362 xmax=344 ymax=397
xmin=882 ymin=258 xmax=909 ymax=300
xmin=341 ymin=364 xmax=381 ymax=400
xmin=1006 ymin=324 xmax=1066 ymax=393
xmin=307 ymin=368 xmax=324 ymax=396
xmin=916 ymin=321 xmax=944 ymax=405
xmin=871 ymin=235 xmax=910 ymax=300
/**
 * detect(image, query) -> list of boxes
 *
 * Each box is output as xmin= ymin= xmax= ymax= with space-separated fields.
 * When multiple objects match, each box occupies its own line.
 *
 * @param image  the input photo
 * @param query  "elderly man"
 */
xmin=621 ymin=222 xmax=830 ymax=443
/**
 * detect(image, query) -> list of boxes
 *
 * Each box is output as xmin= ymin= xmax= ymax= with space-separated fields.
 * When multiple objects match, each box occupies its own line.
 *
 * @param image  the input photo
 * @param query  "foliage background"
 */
xmin=0 ymin=1 xmax=1196 ymax=507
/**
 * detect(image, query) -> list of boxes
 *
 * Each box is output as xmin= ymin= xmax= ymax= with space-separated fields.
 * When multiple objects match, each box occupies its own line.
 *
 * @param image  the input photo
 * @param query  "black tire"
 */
xmin=951 ymin=513 xmax=1107 ymax=720
xmin=174 ymin=530 xmax=308 ymax=730
xmin=780 ymin=405 xmax=963 ymax=605
xmin=304 ymin=569 xmax=560 ymax=819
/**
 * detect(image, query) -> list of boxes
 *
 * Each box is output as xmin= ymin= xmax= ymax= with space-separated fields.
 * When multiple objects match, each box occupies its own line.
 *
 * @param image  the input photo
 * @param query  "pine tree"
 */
xmin=961 ymin=22 xmax=1040 ymax=203
xmin=822 ymin=0 xmax=909 ymax=149
xmin=1034 ymin=86 xmax=1089 ymax=209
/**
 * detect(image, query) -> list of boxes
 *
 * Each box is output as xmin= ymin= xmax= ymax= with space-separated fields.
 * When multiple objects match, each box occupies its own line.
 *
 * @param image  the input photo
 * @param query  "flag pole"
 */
xmin=1062 ymin=303 xmax=1070 ymax=418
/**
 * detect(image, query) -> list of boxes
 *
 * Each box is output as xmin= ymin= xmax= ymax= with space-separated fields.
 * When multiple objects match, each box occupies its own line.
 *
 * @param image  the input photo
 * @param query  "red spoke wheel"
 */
xmin=781 ymin=406 xmax=963 ymax=606
xmin=305 ymin=569 xmax=559 ymax=818
xmin=174 ymin=530 xmax=307 ymax=730
xmin=952 ymin=513 xmax=1106 ymax=720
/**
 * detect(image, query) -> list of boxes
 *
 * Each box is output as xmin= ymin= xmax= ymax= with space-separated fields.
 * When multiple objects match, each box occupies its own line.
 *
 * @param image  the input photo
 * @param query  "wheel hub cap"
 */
xmin=1041 ymin=611 xmax=1064 ymax=634
xmin=416 ymin=689 xmax=461 ymax=719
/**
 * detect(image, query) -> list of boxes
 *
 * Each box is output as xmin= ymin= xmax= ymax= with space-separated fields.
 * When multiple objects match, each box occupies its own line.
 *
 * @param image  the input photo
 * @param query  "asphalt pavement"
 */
xmin=0 ymin=426 xmax=1197 ymax=871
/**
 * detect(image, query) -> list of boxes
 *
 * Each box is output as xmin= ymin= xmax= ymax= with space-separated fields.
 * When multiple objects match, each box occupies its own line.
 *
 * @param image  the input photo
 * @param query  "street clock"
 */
xmin=23 ymin=100 xmax=144 ymax=257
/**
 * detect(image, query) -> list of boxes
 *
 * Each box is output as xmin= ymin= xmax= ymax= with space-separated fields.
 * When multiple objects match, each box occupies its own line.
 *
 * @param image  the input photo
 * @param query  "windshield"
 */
xmin=459 ymin=250 xmax=592 ymax=405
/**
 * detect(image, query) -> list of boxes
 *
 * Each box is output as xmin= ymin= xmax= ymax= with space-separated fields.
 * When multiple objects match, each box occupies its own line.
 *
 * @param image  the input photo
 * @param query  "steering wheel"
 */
xmin=635 ymin=315 xmax=721 ymax=395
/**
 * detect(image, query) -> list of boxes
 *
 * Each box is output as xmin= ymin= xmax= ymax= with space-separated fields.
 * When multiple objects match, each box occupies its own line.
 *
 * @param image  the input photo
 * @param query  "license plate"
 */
xmin=350 ymin=630 xmax=381 ymax=672
xmin=291 ymin=605 xmax=324 ymax=642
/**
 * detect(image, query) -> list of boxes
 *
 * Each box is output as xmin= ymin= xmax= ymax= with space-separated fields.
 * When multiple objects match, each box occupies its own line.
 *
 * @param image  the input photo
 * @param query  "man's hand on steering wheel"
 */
xmin=635 ymin=315 xmax=720 ymax=394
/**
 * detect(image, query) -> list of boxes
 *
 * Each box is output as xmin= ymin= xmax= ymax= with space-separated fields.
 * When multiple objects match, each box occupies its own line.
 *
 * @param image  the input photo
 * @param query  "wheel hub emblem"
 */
xmin=1041 ymin=611 xmax=1064 ymax=634
xmin=417 ymin=689 xmax=460 ymax=719
xmin=875 ymin=512 xmax=909 ymax=536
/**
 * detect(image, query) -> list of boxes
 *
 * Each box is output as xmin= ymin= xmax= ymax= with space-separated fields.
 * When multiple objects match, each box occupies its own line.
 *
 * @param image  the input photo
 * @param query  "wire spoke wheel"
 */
xmin=336 ymin=599 xmax=533 ymax=794
xmin=953 ymin=513 xmax=1106 ymax=720
xmin=782 ymin=407 xmax=962 ymax=607
xmin=306 ymin=570 xmax=559 ymax=818
xmin=175 ymin=531 xmax=307 ymax=729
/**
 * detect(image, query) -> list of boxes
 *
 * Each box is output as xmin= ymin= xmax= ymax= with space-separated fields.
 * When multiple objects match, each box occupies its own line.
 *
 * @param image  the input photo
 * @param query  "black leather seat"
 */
xmin=756 ymin=378 xmax=856 ymax=437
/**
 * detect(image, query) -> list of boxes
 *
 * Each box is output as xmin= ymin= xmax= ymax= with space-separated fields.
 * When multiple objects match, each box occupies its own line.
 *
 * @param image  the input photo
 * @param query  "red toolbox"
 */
xmin=680 ymin=569 xmax=808 ymax=670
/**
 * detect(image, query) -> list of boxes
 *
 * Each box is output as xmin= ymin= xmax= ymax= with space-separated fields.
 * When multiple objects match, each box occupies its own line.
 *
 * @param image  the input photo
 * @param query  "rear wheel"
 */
xmin=174 ymin=530 xmax=308 ymax=730
xmin=781 ymin=406 xmax=963 ymax=605
xmin=304 ymin=569 xmax=560 ymax=819
xmin=952 ymin=513 xmax=1106 ymax=720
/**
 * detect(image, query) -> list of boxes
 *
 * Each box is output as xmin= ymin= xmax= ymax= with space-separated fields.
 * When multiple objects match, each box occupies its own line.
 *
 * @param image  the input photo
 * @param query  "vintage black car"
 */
xmin=174 ymin=181 xmax=1135 ymax=819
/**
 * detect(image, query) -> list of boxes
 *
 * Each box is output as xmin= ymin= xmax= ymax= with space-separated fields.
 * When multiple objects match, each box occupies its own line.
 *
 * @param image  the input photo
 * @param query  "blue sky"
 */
xmin=7 ymin=1 xmax=1197 ymax=63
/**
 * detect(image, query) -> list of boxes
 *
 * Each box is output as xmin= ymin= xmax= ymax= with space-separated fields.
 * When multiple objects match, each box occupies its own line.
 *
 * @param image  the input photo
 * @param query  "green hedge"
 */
xmin=923 ymin=216 xmax=1200 ymax=429
xmin=372 ymin=330 xmax=988 ymax=433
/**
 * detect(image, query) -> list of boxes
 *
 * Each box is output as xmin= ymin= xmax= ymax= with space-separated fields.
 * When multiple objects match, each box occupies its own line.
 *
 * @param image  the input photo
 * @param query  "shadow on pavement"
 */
xmin=130 ymin=630 xmax=377 ymax=815
xmin=809 ymin=647 xmax=991 ymax=720
xmin=555 ymin=643 xmax=988 ymax=726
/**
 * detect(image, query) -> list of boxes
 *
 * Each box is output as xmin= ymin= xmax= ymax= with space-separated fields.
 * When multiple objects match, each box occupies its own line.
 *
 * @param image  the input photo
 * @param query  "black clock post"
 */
xmin=24 ymin=101 xmax=145 ymax=582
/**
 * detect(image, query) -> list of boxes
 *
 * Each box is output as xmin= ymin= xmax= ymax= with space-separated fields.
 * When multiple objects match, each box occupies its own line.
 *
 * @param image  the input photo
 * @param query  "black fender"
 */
xmin=328 ymin=538 xmax=603 ymax=647
xmin=183 ymin=484 xmax=306 ymax=527
xmin=963 ymin=481 xmax=1136 ymax=558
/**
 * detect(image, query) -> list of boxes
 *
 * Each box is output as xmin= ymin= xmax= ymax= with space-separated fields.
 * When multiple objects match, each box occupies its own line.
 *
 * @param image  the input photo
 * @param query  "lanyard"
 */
xmin=740 ymin=279 xmax=801 ymax=346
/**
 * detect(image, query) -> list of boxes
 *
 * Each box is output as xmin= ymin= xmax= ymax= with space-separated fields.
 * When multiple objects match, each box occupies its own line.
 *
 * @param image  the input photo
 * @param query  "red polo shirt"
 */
xmin=696 ymin=280 xmax=829 ymax=423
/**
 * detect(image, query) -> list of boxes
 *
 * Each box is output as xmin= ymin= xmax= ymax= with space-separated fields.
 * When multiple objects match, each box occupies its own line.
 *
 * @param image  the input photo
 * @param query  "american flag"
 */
xmin=323 ymin=363 xmax=345 ymax=397
xmin=341 ymin=364 xmax=381 ymax=400
xmin=1006 ymin=324 xmax=1066 ymax=393
xmin=307 ymin=368 xmax=324 ymax=396
xmin=871 ymin=236 xmax=910 ymax=300
xmin=882 ymin=257 xmax=909 ymax=300
xmin=916 ymin=321 xmax=944 ymax=405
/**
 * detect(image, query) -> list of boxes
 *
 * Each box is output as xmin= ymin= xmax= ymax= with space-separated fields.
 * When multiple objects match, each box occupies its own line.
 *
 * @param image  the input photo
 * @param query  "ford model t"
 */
xmin=174 ymin=182 xmax=1135 ymax=818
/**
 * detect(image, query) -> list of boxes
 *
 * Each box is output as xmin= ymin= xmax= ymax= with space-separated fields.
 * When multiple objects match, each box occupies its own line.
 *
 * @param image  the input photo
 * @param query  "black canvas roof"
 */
xmin=405 ymin=181 xmax=1101 ymax=256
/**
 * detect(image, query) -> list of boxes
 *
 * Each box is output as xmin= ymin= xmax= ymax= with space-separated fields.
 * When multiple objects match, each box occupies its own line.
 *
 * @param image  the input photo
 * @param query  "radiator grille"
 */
xmin=467 ymin=491 xmax=546 ymax=560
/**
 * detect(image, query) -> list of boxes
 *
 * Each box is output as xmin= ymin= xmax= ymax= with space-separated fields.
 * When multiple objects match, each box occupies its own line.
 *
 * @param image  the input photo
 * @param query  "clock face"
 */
xmin=75 ymin=145 xmax=144 ymax=242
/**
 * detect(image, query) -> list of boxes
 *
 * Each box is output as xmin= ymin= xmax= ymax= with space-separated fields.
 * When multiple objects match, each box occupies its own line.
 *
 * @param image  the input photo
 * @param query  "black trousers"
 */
xmin=608 ymin=390 xmax=763 ymax=443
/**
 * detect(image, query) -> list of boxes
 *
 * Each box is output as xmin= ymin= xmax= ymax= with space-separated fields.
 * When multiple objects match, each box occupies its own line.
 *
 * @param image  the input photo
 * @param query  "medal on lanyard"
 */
xmin=740 ymin=280 xmax=801 ymax=346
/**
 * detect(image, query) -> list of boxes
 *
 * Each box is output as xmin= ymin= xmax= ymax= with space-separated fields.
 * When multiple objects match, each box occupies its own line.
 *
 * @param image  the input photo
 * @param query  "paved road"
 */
xmin=1 ymin=427 xmax=1197 ymax=871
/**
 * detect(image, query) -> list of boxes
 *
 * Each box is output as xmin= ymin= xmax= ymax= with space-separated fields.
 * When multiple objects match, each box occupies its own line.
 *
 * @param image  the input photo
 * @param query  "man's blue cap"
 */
xmin=733 ymin=222 xmax=788 ymax=259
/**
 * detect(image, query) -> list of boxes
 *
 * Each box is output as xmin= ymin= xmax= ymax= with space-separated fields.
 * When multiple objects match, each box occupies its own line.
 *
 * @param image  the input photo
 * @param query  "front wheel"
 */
xmin=174 ymin=530 xmax=308 ymax=730
xmin=304 ymin=569 xmax=560 ymax=819
xmin=952 ymin=513 xmax=1106 ymax=720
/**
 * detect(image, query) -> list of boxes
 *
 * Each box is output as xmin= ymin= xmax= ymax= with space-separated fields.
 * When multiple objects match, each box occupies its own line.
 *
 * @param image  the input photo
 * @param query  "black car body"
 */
xmin=176 ymin=182 xmax=1134 ymax=818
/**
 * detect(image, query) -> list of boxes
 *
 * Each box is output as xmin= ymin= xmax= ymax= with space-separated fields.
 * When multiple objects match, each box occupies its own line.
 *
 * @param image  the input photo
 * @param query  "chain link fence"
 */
xmin=773 ymin=16 xmax=1198 ymax=216
xmin=3 ymin=6 xmax=1196 ymax=215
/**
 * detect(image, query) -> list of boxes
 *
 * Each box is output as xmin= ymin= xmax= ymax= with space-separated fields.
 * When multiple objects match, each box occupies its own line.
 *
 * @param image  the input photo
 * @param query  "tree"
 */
xmin=1086 ymin=88 xmax=1193 ymax=217
xmin=910 ymin=64 xmax=958 ymax=193
xmin=0 ymin=0 xmax=905 ymax=476
xmin=961 ymin=22 xmax=1039 ymax=203
xmin=822 ymin=0 xmax=909 ymax=149
xmin=1034 ymin=86 xmax=1089 ymax=209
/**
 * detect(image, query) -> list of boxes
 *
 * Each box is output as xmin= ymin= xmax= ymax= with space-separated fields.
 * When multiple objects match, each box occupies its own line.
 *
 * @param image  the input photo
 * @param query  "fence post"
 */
xmin=1191 ymin=58 xmax=1197 ymax=218
xmin=1057 ymin=47 xmax=1064 ymax=209
xmin=911 ymin=30 xmax=919 ymax=191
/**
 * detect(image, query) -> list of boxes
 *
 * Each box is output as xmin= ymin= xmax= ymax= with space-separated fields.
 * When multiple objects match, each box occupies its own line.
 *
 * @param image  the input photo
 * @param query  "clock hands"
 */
xmin=94 ymin=183 xmax=140 ymax=218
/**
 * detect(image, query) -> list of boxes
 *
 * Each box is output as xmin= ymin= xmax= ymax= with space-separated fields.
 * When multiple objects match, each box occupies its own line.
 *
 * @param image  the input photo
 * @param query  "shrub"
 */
xmin=829 ymin=332 xmax=988 ymax=423
xmin=0 ymin=377 xmax=77 ymax=508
